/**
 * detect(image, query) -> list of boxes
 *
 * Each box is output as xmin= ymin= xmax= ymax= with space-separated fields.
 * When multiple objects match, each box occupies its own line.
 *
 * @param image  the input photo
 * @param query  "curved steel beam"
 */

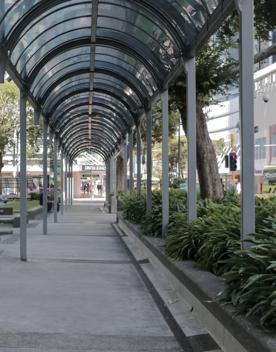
xmin=63 ymin=127 xmax=118 ymax=151
xmin=70 ymin=145 xmax=107 ymax=161
xmin=25 ymin=37 xmax=164 ymax=89
xmin=6 ymin=0 xmax=188 ymax=54
xmin=45 ymin=84 xmax=141 ymax=120
xmin=61 ymin=121 xmax=121 ymax=145
xmin=65 ymin=137 xmax=114 ymax=160
xmin=54 ymin=96 xmax=134 ymax=128
xmin=53 ymin=101 xmax=132 ymax=132
xmin=38 ymin=67 xmax=148 ymax=107
xmin=48 ymin=87 xmax=140 ymax=124
xmin=56 ymin=111 xmax=126 ymax=136
xmin=65 ymin=135 xmax=113 ymax=156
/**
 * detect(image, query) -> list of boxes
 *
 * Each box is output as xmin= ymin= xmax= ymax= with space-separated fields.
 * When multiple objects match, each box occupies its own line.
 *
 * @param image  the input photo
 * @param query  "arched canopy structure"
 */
xmin=0 ymin=0 xmax=234 ymax=160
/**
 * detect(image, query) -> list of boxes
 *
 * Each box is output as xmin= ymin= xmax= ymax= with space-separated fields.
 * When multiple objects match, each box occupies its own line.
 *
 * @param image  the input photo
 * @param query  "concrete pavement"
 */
xmin=0 ymin=202 xmax=183 ymax=351
xmin=0 ymin=201 xmax=221 ymax=352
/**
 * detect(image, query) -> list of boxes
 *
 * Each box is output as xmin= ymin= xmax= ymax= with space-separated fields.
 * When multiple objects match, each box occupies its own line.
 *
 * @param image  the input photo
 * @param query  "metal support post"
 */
xmin=129 ymin=130 xmax=134 ymax=191
xmin=42 ymin=119 xmax=48 ymax=235
xmin=67 ymin=160 xmax=70 ymax=207
xmin=60 ymin=151 xmax=64 ymax=215
xmin=110 ymin=156 xmax=117 ymax=213
xmin=34 ymin=109 xmax=40 ymax=126
xmin=0 ymin=51 xmax=6 ymax=84
xmin=65 ymin=158 xmax=68 ymax=208
xmin=70 ymin=162 xmax=73 ymax=205
xmin=136 ymin=126 xmax=142 ymax=194
xmin=185 ymin=58 xmax=197 ymax=223
xmin=53 ymin=138 xmax=58 ymax=223
xmin=161 ymin=90 xmax=169 ymax=237
xmin=19 ymin=90 xmax=27 ymax=260
xmin=0 ymin=1 xmax=6 ymax=83
xmin=123 ymin=137 xmax=128 ymax=192
xmin=146 ymin=109 xmax=152 ymax=215
xmin=105 ymin=160 xmax=110 ymax=202
xmin=110 ymin=157 xmax=117 ymax=195
xmin=237 ymin=0 xmax=255 ymax=244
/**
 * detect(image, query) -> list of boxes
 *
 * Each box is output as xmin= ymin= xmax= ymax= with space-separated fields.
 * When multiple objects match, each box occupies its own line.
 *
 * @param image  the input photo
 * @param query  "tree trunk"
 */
xmin=116 ymin=155 xmax=124 ymax=192
xmin=178 ymin=100 xmax=224 ymax=199
xmin=0 ymin=153 xmax=3 ymax=195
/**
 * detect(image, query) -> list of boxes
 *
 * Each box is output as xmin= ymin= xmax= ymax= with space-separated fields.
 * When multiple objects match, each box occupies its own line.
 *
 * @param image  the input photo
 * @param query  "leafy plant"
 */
xmin=142 ymin=189 xmax=187 ymax=237
xmin=119 ymin=191 xmax=146 ymax=224
xmin=222 ymin=236 xmax=276 ymax=327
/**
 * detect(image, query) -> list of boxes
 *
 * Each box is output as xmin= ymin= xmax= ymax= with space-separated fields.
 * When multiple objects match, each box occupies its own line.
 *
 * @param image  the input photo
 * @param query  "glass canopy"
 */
xmin=0 ymin=0 xmax=233 ymax=159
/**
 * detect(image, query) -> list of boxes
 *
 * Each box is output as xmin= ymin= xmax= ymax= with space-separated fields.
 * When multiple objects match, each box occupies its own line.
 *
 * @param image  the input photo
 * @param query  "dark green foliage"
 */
xmin=120 ymin=189 xmax=276 ymax=327
xmin=222 ymin=235 xmax=276 ymax=327
xmin=142 ymin=189 xmax=187 ymax=237
xmin=166 ymin=201 xmax=241 ymax=275
xmin=118 ymin=192 xmax=146 ymax=224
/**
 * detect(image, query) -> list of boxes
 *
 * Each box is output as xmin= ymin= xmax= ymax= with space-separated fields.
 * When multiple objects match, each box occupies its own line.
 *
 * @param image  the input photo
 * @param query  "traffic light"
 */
xmin=225 ymin=155 xmax=229 ymax=168
xmin=229 ymin=152 xmax=237 ymax=171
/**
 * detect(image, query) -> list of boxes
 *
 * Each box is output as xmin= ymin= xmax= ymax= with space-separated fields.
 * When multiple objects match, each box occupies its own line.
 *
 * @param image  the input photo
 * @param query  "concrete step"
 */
xmin=0 ymin=333 xmax=182 ymax=351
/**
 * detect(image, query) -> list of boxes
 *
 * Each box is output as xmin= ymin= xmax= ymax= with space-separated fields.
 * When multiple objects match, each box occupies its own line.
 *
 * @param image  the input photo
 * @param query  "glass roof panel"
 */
xmin=95 ymin=49 xmax=156 ymax=96
xmin=34 ymin=61 xmax=90 ymax=99
xmin=13 ymin=24 xmax=91 ymax=75
xmin=204 ymin=0 xmax=220 ymax=13
xmin=169 ymin=0 xmax=208 ymax=30
xmin=97 ymin=0 xmax=179 ymax=69
xmin=94 ymin=73 xmax=142 ymax=107
xmin=31 ymin=47 xmax=91 ymax=91
xmin=44 ymin=82 xmax=90 ymax=112
xmin=31 ymin=51 xmax=90 ymax=95
xmin=2 ymin=0 xmax=41 ymax=36
xmin=0 ymin=0 xmax=230 ymax=159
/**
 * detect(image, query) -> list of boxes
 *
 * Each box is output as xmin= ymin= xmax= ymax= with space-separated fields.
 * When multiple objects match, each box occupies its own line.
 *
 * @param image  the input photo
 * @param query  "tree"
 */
xmin=0 ymin=82 xmax=42 ymax=193
xmin=0 ymin=82 xmax=19 ymax=193
xmin=170 ymin=0 xmax=276 ymax=199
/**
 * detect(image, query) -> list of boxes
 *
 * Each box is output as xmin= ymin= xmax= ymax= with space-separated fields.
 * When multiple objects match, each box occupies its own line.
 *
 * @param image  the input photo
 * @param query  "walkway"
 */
xmin=0 ymin=202 xmax=221 ymax=352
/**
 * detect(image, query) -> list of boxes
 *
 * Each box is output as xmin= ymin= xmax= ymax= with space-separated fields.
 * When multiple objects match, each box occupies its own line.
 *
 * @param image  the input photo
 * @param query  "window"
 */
xmin=272 ymin=133 xmax=276 ymax=157
xmin=255 ymin=137 xmax=266 ymax=160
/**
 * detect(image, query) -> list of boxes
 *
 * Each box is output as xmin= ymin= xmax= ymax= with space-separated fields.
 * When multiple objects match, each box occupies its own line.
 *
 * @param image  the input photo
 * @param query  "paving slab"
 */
xmin=0 ymin=202 xmax=183 ymax=352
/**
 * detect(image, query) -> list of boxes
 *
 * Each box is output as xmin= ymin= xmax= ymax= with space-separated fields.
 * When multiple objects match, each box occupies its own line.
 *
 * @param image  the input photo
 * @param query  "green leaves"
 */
xmin=118 ymin=191 xmax=146 ymax=224
xmin=222 ymin=236 xmax=276 ymax=327
xmin=120 ymin=189 xmax=276 ymax=328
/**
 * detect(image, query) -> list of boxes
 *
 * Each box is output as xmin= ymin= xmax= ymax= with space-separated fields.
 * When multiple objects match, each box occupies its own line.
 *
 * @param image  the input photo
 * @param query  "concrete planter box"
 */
xmin=117 ymin=214 xmax=276 ymax=352
xmin=13 ymin=206 xmax=42 ymax=227
xmin=28 ymin=206 xmax=43 ymax=220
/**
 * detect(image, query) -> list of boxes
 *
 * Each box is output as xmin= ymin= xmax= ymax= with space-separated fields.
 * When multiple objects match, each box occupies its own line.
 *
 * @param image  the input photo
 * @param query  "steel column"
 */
xmin=19 ymin=90 xmax=27 ymax=261
xmin=238 ymin=0 xmax=255 ymax=244
xmin=146 ymin=109 xmax=152 ymax=215
xmin=0 ymin=48 xmax=5 ymax=84
xmin=161 ymin=90 xmax=169 ymax=237
xmin=110 ymin=157 xmax=117 ymax=195
xmin=53 ymin=138 xmax=58 ymax=223
xmin=136 ymin=126 xmax=142 ymax=194
xmin=60 ymin=151 xmax=64 ymax=215
xmin=42 ymin=119 xmax=48 ymax=235
xmin=65 ymin=158 xmax=68 ymax=208
xmin=129 ymin=130 xmax=134 ymax=191
xmin=34 ymin=109 xmax=40 ymax=126
xmin=123 ymin=137 xmax=128 ymax=192
xmin=70 ymin=162 xmax=73 ymax=205
xmin=105 ymin=160 xmax=110 ymax=202
xmin=185 ymin=58 xmax=197 ymax=223
xmin=67 ymin=160 xmax=70 ymax=207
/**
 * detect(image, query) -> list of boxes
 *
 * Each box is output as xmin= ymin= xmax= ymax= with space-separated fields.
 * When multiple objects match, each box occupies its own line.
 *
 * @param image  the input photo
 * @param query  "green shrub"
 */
xmin=119 ymin=192 xmax=146 ymax=224
xmin=142 ymin=189 xmax=187 ymax=237
xmin=221 ymin=236 xmax=276 ymax=327
xmin=165 ymin=202 xmax=241 ymax=275
xmin=166 ymin=213 xmax=204 ymax=260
